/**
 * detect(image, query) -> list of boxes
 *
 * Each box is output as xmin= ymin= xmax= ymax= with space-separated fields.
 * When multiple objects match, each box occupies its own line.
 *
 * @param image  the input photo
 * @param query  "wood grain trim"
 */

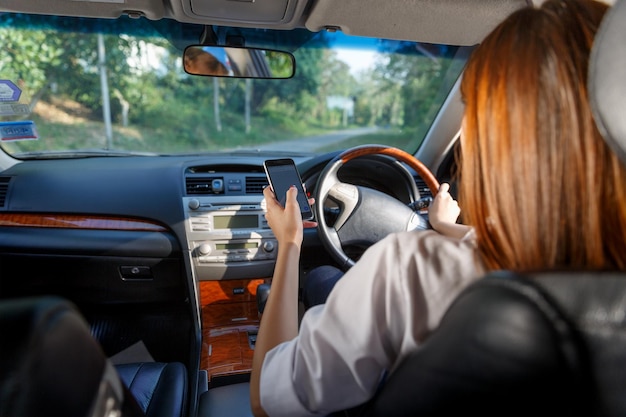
xmin=200 ymin=279 xmax=268 ymax=381
xmin=202 ymin=301 xmax=260 ymax=328
xmin=200 ymin=324 xmax=259 ymax=380
xmin=0 ymin=213 xmax=168 ymax=232
xmin=200 ymin=279 xmax=265 ymax=305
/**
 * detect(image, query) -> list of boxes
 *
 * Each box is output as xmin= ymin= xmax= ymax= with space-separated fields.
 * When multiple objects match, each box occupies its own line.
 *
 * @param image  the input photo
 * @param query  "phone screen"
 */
xmin=263 ymin=158 xmax=314 ymax=220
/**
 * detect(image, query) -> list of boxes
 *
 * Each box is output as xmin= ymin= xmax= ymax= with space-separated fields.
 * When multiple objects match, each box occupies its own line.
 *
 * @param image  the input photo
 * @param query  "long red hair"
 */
xmin=459 ymin=0 xmax=626 ymax=271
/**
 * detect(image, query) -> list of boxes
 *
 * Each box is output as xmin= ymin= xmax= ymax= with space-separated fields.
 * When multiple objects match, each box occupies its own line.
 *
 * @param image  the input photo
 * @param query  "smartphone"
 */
xmin=263 ymin=158 xmax=314 ymax=220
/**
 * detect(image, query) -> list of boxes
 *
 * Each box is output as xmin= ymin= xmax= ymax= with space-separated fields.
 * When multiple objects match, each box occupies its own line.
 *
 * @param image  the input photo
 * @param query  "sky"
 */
xmin=336 ymin=48 xmax=377 ymax=76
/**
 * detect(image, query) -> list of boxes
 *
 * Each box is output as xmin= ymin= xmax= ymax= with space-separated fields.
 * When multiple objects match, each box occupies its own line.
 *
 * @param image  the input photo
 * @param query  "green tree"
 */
xmin=0 ymin=16 xmax=64 ymax=104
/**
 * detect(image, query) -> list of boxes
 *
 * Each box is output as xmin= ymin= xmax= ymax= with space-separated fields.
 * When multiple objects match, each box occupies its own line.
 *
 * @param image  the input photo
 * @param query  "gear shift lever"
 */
xmin=256 ymin=283 xmax=271 ymax=315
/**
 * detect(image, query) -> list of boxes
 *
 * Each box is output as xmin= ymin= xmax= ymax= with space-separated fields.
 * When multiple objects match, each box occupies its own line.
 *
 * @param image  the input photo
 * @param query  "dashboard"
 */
xmin=0 ymin=150 xmax=436 ymax=401
xmin=0 ymin=152 xmax=429 ymax=278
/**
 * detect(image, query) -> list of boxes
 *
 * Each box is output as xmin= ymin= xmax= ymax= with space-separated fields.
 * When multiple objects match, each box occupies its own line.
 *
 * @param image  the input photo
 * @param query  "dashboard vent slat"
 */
xmin=414 ymin=177 xmax=433 ymax=199
xmin=186 ymin=177 xmax=219 ymax=195
xmin=0 ymin=177 xmax=11 ymax=208
xmin=246 ymin=176 xmax=268 ymax=194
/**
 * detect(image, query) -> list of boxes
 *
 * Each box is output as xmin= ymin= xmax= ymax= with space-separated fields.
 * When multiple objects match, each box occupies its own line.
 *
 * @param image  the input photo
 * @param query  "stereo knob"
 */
xmin=198 ymin=243 xmax=212 ymax=255
xmin=262 ymin=241 xmax=275 ymax=253
xmin=188 ymin=199 xmax=200 ymax=210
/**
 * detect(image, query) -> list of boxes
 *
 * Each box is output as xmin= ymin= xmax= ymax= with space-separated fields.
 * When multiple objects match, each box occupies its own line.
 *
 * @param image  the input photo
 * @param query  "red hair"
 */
xmin=459 ymin=0 xmax=626 ymax=271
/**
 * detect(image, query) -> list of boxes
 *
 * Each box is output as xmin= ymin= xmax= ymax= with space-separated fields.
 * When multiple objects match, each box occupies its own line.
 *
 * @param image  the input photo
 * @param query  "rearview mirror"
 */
xmin=183 ymin=45 xmax=295 ymax=79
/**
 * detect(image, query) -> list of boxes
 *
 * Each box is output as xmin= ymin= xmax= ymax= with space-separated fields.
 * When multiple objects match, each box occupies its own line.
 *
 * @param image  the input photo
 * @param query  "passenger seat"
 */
xmin=0 ymin=296 xmax=187 ymax=417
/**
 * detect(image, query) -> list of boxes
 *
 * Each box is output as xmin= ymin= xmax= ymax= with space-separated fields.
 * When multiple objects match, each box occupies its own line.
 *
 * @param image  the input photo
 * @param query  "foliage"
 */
xmin=0 ymin=14 xmax=465 ymax=155
xmin=266 ymin=50 xmax=294 ymax=78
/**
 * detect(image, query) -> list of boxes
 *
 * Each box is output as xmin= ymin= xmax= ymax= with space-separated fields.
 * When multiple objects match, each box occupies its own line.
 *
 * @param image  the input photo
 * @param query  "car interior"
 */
xmin=0 ymin=0 xmax=624 ymax=416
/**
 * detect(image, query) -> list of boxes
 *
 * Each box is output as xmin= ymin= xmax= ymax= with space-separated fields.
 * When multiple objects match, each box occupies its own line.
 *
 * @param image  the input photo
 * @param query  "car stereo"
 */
xmin=183 ymin=196 xmax=277 ymax=280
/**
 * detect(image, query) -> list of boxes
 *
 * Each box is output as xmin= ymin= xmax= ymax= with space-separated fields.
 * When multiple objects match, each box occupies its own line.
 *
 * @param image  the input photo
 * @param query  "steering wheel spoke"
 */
xmin=327 ymin=182 xmax=359 ymax=230
xmin=324 ymin=224 xmax=343 ymax=249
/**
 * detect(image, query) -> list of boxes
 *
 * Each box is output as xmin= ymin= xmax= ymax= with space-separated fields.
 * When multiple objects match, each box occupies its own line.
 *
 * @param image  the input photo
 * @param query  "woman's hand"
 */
xmin=428 ymin=183 xmax=471 ymax=239
xmin=263 ymin=185 xmax=317 ymax=246
xmin=429 ymin=183 xmax=460 ymax=228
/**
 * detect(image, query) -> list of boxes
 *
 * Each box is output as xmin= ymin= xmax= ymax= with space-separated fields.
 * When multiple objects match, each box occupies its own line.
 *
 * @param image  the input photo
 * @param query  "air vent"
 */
xmin=0 ymin=176 xmax=11 ymax=208
xmin=246 ymin=176 xmax=269 ymax=194
xmin=186 ymin=177 xmax=222 ymax=195
xmin=414 ymin=177 xmax=433 ymax=199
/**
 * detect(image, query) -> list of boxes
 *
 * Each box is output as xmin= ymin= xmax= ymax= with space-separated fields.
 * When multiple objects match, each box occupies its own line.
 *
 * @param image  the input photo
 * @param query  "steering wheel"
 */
xmin=314 ymin=145 xmax=440 ymax=270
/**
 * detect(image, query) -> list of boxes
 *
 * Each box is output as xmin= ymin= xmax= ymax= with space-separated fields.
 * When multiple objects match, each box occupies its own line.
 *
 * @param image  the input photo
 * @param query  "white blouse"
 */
xmin=260 ymin=229 xmax=483 ymax=417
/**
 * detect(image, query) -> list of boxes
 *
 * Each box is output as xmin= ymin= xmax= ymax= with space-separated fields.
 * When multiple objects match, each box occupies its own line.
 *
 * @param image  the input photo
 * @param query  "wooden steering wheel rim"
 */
xmin=337 ymin=145 xmax=440 ymax=196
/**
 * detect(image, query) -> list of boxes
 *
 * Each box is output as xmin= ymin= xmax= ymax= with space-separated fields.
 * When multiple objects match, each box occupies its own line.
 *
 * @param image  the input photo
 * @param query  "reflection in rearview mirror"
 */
xmin=183 ymin=46 xmax=295 ymax=79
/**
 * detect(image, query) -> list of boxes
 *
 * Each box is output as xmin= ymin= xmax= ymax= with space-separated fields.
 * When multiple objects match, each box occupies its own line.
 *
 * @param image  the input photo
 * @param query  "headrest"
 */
xmin=589 ymin=0 xmax=626 ymax=164
xmin=0 ymin=297 xmax=124 ymax=417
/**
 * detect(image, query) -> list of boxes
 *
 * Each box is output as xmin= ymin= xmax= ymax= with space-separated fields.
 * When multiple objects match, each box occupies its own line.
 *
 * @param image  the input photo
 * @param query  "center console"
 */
xmin=183 ymin=195 xmax=277 ymax=280
xmin=182 ymin=169 xmax=278 ymax=383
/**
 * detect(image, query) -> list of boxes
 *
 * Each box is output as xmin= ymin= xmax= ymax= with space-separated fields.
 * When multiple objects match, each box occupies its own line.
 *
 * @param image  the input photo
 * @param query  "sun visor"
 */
xmin=0 ymin=0 xmax=166 ymax=20
xmin=305 ymin=0 xmax=529 ymax=45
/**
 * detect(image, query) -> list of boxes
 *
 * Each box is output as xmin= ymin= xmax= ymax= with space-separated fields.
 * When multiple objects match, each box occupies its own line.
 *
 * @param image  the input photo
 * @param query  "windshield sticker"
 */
xmin=0 ymin=103 xmax=30 ymax=117
xmin=0 ymin=121 xmax=39 ymax=142
xmin=0 ymin=80 xmax=22 ymax=102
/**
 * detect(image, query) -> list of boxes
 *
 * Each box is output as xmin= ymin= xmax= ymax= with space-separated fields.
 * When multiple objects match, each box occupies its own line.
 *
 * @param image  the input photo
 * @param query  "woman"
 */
xmin=251 ymin=1 xmax=626 ymax=416
xmin=183 ymin=46 xmax=231 ymax=76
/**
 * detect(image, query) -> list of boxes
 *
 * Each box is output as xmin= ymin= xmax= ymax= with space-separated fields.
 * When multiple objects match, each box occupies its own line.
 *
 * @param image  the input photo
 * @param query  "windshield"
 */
xmin=0 ymin=14 xmax=469 ymax=159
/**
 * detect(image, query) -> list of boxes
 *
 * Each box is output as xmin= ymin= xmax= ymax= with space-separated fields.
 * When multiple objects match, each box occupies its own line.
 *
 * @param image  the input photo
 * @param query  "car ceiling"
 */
xmin=1 ymin=0 xmax=534 ymax=46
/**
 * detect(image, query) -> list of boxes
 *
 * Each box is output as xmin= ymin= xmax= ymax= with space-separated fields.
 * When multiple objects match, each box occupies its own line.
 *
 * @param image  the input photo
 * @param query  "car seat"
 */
xmin=0 ymin=296 xmax=188 ymax=417
xmin=351 ymin=272 xmax=604 ymax=416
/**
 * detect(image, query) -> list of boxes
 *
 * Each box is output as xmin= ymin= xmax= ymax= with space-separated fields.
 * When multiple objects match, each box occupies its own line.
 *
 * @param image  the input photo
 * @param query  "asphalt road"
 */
xmin=254 ymin=127 xmax=379 ymax=153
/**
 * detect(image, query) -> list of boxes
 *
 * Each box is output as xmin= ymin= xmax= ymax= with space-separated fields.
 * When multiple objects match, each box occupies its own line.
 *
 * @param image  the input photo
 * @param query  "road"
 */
xmin=253 ymin=127 xmax=379 ymax=153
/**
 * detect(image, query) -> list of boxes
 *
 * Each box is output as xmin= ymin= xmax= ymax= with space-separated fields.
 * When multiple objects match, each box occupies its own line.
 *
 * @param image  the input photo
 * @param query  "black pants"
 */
xmin=302 ymin=265 xmax=344 ymax=309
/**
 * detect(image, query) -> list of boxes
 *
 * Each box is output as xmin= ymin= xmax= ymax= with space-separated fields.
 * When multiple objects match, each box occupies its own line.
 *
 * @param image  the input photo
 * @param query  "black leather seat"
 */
xmin=0 ymin=296 xmax=188 ymax=417
xmin=116 ymin=362 xmax=188 ymax=417
xmin=352 ymin=272 xmax=596 ymax=416
xmin=355 ymin=270 xmax=626 ymax=416
xmin=198 ymin=381 xmax=252 ymax=417
xmin=0 ymin=296 xmax=140 ymax=417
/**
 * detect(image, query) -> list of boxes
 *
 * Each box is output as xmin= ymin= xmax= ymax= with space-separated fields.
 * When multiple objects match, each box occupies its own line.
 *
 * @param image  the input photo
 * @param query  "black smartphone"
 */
xmin=263 ymin=158 xmax=314 ymax=220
